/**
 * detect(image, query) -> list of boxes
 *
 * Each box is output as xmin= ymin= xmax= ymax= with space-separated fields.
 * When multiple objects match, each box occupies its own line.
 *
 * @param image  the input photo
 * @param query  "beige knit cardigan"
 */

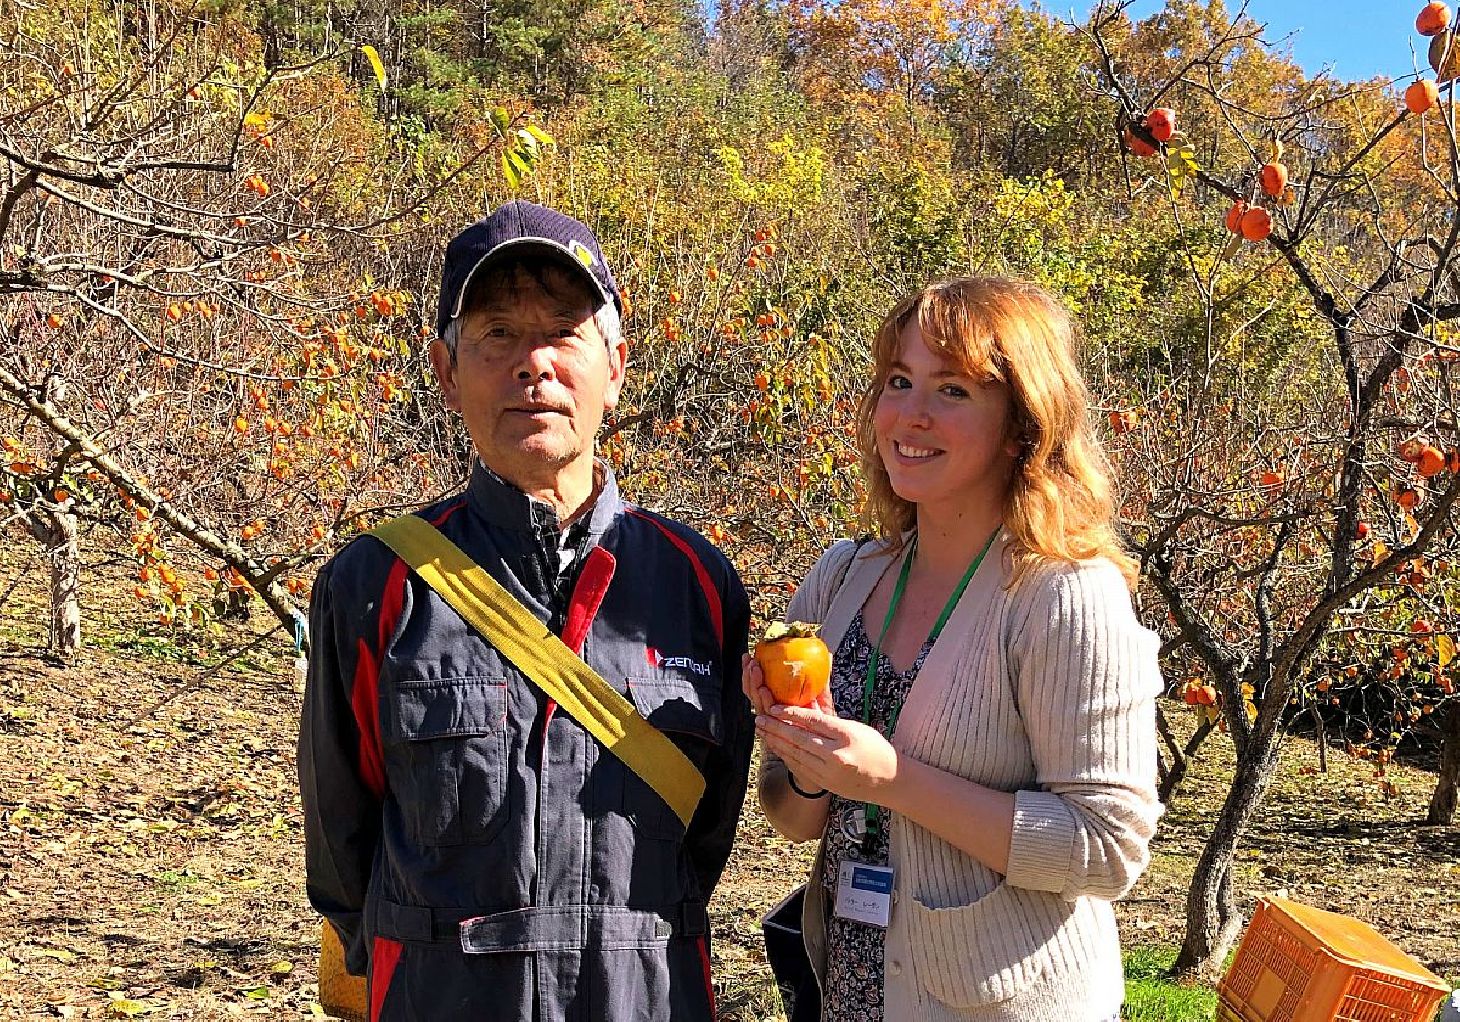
xmin=762 ymin=532 xmax=1164 ymax=1021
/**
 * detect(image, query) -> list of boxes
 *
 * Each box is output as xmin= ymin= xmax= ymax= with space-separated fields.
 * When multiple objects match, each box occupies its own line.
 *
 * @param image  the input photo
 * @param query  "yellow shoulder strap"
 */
xmin=370 ymin=514 xmax=705 ymax=828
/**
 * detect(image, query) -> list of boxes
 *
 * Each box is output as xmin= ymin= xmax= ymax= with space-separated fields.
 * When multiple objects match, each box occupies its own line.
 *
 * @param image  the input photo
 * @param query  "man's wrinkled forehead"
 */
xmin=463 ymin=258 xmax=600 ymax=320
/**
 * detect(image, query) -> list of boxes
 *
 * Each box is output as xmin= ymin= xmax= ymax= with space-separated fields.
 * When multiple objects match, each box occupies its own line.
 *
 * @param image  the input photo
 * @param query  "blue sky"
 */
xmin=1112 ymin=0 xmax=1423 ymax=84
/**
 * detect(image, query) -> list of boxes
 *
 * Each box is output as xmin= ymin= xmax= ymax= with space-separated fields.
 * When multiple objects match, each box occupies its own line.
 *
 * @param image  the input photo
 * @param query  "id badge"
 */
xmin=833 ymin=861 xmax=894 ymax=928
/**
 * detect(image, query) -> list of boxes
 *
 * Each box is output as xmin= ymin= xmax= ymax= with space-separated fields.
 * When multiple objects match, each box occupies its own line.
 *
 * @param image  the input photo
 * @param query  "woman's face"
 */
xmin=873 ymin=322 xmax=1020 ymax=517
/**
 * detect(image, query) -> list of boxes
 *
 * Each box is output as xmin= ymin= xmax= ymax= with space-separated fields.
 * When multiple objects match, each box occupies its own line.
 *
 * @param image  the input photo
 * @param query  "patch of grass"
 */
xmin=93 ymin=628 xmax=203 ymax=664
xmin=1123 ymin=946 xmax=1219 ymax=1022
xmin=152 ymin=869 xmax=203 ymax=893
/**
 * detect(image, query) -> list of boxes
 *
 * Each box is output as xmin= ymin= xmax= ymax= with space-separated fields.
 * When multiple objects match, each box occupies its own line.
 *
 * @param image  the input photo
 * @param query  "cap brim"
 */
xmin=450 ymin=237 xmax=615 ymax=323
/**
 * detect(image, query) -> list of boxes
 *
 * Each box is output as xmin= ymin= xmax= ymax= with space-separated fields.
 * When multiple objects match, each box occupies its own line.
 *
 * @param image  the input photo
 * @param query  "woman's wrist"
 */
xmin=787 ymin=771 xmax=828 ymax=799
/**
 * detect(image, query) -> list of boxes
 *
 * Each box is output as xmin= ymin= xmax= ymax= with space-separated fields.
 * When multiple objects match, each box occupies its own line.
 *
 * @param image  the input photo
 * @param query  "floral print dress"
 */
xmin=818 ymin=609 xmax=933 ymax=1022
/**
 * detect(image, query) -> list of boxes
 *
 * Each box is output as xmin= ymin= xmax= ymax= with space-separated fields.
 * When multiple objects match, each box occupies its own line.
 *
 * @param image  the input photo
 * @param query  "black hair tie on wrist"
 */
xmin=787 ymin=771 xmax=828 ymax=799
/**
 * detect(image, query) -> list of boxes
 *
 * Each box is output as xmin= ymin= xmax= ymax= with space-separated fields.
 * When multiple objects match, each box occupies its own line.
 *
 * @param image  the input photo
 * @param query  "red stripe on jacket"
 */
xmin=563 ymin=546 xmax=616 ymax=655
xmin=625 ymin=508 xmax=723 ymax=647
xmin=349 ymin=555 xmax=407 ymax=800
xmin=544 ymin=545 xmax=617 ymax=739
xmin=351 ymin=502 xmax=464 ymax=799
xmin=369 ymin=936 xmax=404 ymax=1022
xmin=697 ymin=934 xmax=717 ymax=1019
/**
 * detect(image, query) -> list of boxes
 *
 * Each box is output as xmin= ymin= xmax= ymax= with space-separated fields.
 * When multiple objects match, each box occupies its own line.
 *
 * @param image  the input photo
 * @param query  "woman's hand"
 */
xmin=757 ymin=704 xmax=901 ymax=806
xmin=740 ymin=652 xmax=775 ymax=717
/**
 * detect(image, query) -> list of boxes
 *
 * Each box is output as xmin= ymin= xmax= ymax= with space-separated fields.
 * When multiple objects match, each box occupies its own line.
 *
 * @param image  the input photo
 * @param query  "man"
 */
xmin=298 ymin=201 xmax=754 ymax=1021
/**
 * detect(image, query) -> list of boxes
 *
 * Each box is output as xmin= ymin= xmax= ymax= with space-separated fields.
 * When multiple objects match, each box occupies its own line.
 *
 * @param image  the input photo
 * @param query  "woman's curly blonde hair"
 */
xmin=855 ymin=276 xmax=1137 ymax=589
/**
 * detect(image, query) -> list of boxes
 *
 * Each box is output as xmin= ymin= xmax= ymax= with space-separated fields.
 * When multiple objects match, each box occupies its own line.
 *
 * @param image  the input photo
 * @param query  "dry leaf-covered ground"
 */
xmin=2 ymin=581 xmax=1457 ymax=1019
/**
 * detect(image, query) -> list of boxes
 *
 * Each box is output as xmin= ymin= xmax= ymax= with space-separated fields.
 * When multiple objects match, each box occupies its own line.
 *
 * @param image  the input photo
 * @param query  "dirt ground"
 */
xmin=1 ymin=601 xmax=1457 ymax=1019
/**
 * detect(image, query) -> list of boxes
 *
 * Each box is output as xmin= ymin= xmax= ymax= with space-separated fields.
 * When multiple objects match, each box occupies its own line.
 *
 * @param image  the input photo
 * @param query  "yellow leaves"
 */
xmin=107 ymin=999 xmax=156 ymax=1017
xmin=359 ymin=45 xmax=387 ymax=90
xmin=1162 ymin=133 xmax=1200 ymax=197
xmin=788 ymin=0 xmax=998 ymax=106
xmin=716 ymin=135 xmax=828 ymax=212
xmin=34 ymin=947 xmax=78 ymax=963
xmin=1438 ymin=634 xmax=1456 ymax=667
xmin=498 ymin=120 xmax=554 ymax=189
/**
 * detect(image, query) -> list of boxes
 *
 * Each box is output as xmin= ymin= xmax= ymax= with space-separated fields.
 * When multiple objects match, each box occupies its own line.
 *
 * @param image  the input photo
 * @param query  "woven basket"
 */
xmin=318 ymin=919 xmax=368 ymax=1022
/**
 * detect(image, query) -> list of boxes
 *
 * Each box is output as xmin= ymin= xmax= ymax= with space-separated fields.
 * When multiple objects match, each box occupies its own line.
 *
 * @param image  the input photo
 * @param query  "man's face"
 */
xmin=429 ymin=264 xmax=627 ymax=490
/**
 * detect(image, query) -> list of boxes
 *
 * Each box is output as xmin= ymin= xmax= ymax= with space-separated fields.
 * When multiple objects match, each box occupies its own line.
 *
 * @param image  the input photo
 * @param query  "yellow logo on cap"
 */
xmin=568 ymin=240 xmax=595 ymax=268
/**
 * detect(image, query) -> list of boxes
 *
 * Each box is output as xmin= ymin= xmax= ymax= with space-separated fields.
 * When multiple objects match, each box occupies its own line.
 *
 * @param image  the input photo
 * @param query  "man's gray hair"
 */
xmin=441 ymin=299 xmax=622 ymax=362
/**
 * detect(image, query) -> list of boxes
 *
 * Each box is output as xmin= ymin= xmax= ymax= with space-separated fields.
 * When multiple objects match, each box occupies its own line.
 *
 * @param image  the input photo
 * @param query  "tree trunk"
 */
xmin=26 ymin=509 xmax=81 ymax=658
xmin=1172 ymin=733 xmax=1281 ymax=978
xmin=1426 ymin=702 xmax=1460 ymax=826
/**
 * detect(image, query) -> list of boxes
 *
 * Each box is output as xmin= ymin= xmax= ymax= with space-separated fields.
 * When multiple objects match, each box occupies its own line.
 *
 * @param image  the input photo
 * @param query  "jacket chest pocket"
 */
xmin=620 ymin=675 xmax=723 ymax=840
xmin=385 ymin=679 xmax=511 ymax=847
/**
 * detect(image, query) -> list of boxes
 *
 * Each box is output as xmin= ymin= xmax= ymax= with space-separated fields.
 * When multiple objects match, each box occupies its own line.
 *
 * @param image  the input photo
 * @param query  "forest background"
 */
xmin=3 ymin=0 xmax=1460 ymax=1016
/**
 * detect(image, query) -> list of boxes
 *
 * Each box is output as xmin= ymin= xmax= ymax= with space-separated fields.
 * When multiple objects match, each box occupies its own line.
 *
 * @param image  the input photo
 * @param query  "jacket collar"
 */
xmin=465 ymin=458 xmax=622 ymax=544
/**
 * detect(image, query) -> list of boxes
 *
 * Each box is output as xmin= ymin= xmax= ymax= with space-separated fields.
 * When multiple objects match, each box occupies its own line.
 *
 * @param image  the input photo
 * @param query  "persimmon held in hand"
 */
xmin=754 ymin=621 xmax=831 ymax=707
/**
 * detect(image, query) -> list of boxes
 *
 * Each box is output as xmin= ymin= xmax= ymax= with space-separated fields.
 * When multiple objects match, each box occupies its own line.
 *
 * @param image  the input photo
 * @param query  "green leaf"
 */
xmin=500 ymin=151 xmax=521 ymax=189
xmin=489 ymin=107 xmax=510 ymax=135
xmin=523 ymin=123 xmax=555 ymax=146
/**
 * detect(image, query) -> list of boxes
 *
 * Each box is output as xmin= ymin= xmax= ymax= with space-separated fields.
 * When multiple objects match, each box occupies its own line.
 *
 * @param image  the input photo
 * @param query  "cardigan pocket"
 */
xmin=902 ymin=881 xmax=1064 ymax=1007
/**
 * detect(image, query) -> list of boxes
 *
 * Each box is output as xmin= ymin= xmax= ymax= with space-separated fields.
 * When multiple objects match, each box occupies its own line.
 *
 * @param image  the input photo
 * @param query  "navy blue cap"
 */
xmin=435 ymin=200 xmax=621 ymax=339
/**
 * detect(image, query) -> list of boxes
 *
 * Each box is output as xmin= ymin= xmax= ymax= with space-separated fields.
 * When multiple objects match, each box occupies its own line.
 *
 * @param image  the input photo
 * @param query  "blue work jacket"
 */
xmin=298 ymin=462 xmax=753 ymax=1021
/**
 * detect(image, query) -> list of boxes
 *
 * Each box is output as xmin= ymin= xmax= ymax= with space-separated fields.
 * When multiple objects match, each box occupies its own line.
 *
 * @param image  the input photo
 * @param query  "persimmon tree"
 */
xmin=0 ymin=1 xmax=543 ymax=656
xmin=1088 ymin=0 xmax=1460 ymax=978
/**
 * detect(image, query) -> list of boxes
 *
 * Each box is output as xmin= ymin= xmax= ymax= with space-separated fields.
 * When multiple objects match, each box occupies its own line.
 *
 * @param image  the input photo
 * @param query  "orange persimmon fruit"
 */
xmin=1260 ymin=162 xmax=1288 ymax=197
xmin=1145 ymin=107 xmax=1176 ymax=143
xmin=1418 ymin=444 xmax=1447 ymax=476
xmin=1418 ymin=1 xmax=1451 ymax=36
xmin=754 ymin=621 xmax=831 ymax=707
xmin=1406 ymin=79 xmax=1440 ymax=113
xmin=1224 ymin=200 xmax=1247 ymax=233
xmin=1240 ymin=207 xmax=1273 ymax=241
xmin=1123 ymin=126 xmax=1156 ymax=158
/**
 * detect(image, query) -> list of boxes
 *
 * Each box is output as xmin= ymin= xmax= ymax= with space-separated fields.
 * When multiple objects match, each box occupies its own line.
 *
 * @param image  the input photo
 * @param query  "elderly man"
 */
xmin=298 ymin=201 xmax=753 ymax=1021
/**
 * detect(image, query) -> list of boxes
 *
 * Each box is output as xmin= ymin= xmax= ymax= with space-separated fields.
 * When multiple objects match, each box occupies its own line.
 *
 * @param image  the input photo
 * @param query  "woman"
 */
xmin=745 ymin=276 xmax=1162 ymax=1021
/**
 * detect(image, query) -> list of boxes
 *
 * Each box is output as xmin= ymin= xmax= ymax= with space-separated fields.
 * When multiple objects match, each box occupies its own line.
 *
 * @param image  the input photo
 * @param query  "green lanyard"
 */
xmin=859 ymin=527 xmax=1000 ymax=852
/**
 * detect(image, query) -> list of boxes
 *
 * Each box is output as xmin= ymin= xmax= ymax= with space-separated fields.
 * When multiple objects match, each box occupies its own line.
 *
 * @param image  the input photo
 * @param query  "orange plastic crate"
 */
xmin=1218 ymin=896 xmax=1448 ymax=1022
xmin=1216 ymin=996 xmax=1245 ymax=1022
